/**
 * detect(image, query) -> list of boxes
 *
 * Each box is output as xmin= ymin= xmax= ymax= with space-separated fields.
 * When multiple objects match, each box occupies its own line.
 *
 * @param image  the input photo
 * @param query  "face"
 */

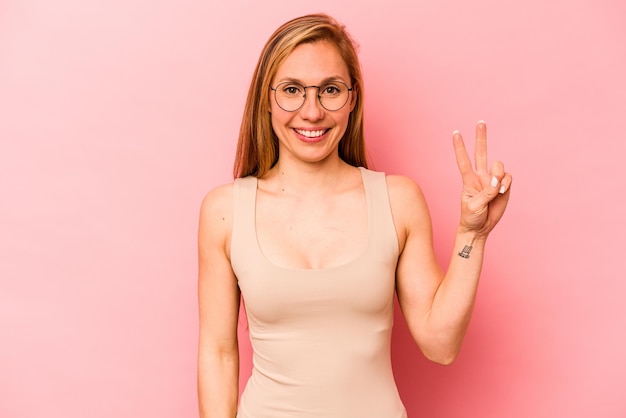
xmin=269 ymin=41 xmax=356 ymax=166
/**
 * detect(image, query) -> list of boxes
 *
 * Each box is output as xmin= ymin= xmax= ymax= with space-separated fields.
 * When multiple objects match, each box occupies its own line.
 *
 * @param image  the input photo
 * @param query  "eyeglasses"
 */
xmin=270 ymin=81 xmax=353 ymax=112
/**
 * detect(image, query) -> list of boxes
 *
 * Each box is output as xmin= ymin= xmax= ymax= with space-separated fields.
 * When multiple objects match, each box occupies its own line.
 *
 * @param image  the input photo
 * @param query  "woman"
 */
xmin=197 ymin=13 xmax=511 ymax=418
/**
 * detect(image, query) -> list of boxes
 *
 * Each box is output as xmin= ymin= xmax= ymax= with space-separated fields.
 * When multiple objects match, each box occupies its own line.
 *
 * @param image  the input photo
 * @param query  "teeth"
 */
xmin=295 ymin=129 xmax=326 ymax=138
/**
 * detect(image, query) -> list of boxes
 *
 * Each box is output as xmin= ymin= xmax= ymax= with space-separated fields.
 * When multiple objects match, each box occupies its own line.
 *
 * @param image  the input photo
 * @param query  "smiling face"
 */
xmin=269 ymin=40 xmax=356 ymax=167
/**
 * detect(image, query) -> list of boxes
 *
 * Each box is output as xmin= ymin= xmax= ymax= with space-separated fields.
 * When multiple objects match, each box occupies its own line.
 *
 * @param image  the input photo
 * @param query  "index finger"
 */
xmin=453 ymin=130 xmax=473 ymax=177
xmin=475 ymin=120 xmax=488 ymax=174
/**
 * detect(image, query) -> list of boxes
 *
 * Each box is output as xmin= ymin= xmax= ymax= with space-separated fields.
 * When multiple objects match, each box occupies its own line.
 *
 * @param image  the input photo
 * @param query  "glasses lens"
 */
xmin=319 ymin=82 xmax=350 ymax=111
xmin=274 ymin=83 xmax=305 ymax=112
xmin=273 ymin=82 xmax=351 ymax=112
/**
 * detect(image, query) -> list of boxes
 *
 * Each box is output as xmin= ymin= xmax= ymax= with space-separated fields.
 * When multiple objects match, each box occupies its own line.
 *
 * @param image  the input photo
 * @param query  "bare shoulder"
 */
xmin=385 ymin=174 xmax=432 ymax=246
xmin=199 ymin=182 xmax=235 ymax=247
xmin=385 ymin=174 xmax=429 ymax=214
xmin=200 ymin=183 xmax=234 ymax=220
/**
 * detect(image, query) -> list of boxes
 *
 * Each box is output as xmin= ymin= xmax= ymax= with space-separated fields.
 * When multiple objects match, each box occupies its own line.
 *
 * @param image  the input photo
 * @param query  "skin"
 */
xmin=197 ymin=40 xmax=512 ymax=417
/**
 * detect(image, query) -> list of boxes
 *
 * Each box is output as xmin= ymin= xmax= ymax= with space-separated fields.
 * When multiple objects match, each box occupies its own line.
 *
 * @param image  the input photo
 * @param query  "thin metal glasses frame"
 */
xmin=270 ymin=81 xmax=353 ymax=112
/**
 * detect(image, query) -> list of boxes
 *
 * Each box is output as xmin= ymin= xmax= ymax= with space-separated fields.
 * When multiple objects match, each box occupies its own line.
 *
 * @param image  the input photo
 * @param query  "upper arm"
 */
xmin=387 ymin=175 xmax=443 ymax=344
xmin=197 ymin=183 xmax=240 ymax=355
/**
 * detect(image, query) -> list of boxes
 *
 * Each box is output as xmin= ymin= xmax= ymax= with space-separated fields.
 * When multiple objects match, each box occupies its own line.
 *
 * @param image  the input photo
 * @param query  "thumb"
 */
xmin=468 ymin=175 xmax=501 ymax=212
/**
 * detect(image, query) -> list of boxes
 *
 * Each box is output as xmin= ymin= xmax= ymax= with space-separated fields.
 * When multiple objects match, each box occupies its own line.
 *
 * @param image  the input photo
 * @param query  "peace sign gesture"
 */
xmin=453 ymin=121 xmax=512 ymax=238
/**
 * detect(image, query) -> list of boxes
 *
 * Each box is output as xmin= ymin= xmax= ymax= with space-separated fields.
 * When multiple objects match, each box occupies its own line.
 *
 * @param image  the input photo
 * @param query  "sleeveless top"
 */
xmin=231 ymin=167 xmax=407 ymax=418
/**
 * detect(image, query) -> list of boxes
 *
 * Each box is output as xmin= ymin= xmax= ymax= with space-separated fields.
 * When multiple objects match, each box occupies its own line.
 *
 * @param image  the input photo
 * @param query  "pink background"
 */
xmin=1 ymin=0 xmax=625 ymax=417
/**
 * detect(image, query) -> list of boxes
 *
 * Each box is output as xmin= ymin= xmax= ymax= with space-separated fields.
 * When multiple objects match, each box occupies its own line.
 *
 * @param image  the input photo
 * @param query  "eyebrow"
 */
xmin=276 ymin=76 xmax=349 ymax=85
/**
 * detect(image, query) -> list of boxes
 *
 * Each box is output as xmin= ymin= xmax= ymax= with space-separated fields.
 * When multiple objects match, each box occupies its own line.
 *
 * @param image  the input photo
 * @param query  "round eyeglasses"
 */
xmin=270 ymin=81 xmax=353 ymax=112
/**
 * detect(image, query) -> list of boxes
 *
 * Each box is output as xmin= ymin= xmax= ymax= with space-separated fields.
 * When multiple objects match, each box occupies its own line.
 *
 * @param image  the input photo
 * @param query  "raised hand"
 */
xmin=452 ymin=121 xmax=512 ymax=238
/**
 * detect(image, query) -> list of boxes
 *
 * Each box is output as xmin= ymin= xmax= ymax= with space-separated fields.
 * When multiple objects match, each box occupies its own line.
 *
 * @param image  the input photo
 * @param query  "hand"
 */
xmin=453 ymin=121 xmax=512 ymax=238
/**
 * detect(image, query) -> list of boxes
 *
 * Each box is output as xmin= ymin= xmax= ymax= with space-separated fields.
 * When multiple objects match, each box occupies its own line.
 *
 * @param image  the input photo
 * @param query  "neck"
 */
xmin=262 ymin=156 xmax=356 ymax=196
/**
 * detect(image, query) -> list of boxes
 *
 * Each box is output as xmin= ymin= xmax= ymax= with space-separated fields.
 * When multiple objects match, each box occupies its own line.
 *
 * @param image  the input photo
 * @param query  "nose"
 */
xmin=299 ymin=87 xmax=324 ymax=121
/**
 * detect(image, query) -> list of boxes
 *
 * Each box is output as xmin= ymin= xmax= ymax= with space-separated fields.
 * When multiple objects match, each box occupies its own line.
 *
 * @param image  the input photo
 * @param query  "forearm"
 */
xmin=198 ymin=349 xmax=239 ymax=418
xmin=425 ymin=228 xmax=487 ymax=361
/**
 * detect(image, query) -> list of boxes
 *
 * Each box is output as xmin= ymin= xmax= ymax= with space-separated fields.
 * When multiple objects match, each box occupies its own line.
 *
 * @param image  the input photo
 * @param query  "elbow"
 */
xmin=424 ymin=350 xmax=458 ymax=366
xmin=432 ymin=352 xmax=458 ymax=366
xmin=421 ymin=342 xmax=461 ymax=366
xmin=413 ymin=325 xmax=466 ymax=365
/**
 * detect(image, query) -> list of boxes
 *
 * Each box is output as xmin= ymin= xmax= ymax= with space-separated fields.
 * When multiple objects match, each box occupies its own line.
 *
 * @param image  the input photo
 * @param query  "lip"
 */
xmin=292 ymin=128 xmax=329 ymax=143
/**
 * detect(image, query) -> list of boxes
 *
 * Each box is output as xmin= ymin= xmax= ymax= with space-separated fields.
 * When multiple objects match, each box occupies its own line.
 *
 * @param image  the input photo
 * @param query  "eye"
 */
xmin=281 ymin=84 xmax=303 ymax=96
xmin=321 ymin=85 xmax=342 ymax=95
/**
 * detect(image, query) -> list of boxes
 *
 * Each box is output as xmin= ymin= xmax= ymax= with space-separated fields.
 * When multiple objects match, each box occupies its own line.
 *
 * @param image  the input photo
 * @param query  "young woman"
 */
xmin=197 ymin=13 xmax=512 ymax=418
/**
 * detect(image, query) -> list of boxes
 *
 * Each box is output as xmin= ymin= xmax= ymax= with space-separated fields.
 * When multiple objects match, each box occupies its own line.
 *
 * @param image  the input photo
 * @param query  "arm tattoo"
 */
xmin=458 ymin=245 xmax=473 ymax=259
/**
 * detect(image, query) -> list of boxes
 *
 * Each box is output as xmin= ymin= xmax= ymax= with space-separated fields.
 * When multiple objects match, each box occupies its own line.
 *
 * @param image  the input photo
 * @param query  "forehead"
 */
xmin=273 ymin=40 xmax=350 ymax=83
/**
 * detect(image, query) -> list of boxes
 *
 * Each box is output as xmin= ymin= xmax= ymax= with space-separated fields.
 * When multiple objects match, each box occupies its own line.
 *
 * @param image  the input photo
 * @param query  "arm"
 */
xmin=393 ymin=121 xmax=512 ymax=365
xmin=197 ymin=184 xmax=240 ymax=417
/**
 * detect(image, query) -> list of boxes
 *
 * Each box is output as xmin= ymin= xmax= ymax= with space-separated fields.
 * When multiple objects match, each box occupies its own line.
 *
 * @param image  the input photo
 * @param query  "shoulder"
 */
xmin=361 ymin=169 xmax=427 ymax=212
xmin=198 ymin=182 xmax=236 ymax=247
xmin=200 ymin=182 xmax=234 ymax=220
xmin=385 ymin=174 xmax=428 ymax=210
xmin=384 ymin=174 xmax=432 ymax=243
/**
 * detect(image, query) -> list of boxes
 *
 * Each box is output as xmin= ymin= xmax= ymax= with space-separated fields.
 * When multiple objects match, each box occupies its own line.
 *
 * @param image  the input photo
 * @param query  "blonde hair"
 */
xmin=233 ymin=13 xmax=367 ymax=178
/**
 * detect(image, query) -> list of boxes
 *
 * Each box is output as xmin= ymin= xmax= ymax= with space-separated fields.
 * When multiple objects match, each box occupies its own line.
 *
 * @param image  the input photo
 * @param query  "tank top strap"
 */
xmin=231 ymin=175 xmax=259 ymax=272
xmin=359 ymin=167 xmax=400 ymax=261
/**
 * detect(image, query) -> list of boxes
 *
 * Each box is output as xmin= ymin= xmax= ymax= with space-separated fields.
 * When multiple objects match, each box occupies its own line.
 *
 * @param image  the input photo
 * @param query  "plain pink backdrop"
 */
xmin=1 ymin=0 xmax=625 ymax=417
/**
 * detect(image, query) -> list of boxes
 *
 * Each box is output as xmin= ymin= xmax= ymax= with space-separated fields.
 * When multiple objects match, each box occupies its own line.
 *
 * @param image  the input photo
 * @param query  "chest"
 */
xmin=255 ymin=188 xmax=368 ymax=270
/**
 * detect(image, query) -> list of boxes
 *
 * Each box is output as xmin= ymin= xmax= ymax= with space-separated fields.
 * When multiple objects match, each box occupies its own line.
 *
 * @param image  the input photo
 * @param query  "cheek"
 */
xmin=270 ymin=105 xmax=293 ymax=124
xmin=338 ymin=109 xmax=353 ymax=126
xmin=270 ymin=111 xmax=289 ymax=137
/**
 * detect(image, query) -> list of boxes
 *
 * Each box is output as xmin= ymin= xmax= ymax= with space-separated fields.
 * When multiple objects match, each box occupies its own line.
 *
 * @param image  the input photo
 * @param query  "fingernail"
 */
xmin=477 ymin=119 xmax=486 ymax=125
xmin=499 ymin=185 xmax=506 ymax=194
xmin=491 ymin=176 xmax=499 ymax=188
xmin=452 ymin=130 xmax=460 ymax=136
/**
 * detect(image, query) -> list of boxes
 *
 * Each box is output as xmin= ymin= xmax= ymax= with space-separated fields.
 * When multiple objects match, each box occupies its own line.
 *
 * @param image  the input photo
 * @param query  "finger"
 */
xmin=467 ymin=181 xmax=502 ymax=214
xmin=488 ymin=160 xmax=504 ymax=192
xmin=452 ymin=130 xmax=473 ymax=177
xmin=475 ymin=120 xmax=488 ymax=174
xmin=498 ymin=172 xmax=513 ymax=194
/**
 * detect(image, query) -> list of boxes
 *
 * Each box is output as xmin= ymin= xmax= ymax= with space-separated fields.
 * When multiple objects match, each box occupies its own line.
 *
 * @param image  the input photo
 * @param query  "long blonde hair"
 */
xmin=233 ymin=13 xmax=367 ymax=178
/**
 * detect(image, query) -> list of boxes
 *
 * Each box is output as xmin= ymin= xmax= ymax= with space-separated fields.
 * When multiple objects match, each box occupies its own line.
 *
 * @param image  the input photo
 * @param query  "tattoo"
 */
xmin=458 ymin=245 xmax=473 ymax=259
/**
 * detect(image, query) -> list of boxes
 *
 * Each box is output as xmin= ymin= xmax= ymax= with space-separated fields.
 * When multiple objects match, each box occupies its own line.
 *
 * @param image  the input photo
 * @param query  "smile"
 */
xmin=294 ymin=128 xmax=328 ymax=138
